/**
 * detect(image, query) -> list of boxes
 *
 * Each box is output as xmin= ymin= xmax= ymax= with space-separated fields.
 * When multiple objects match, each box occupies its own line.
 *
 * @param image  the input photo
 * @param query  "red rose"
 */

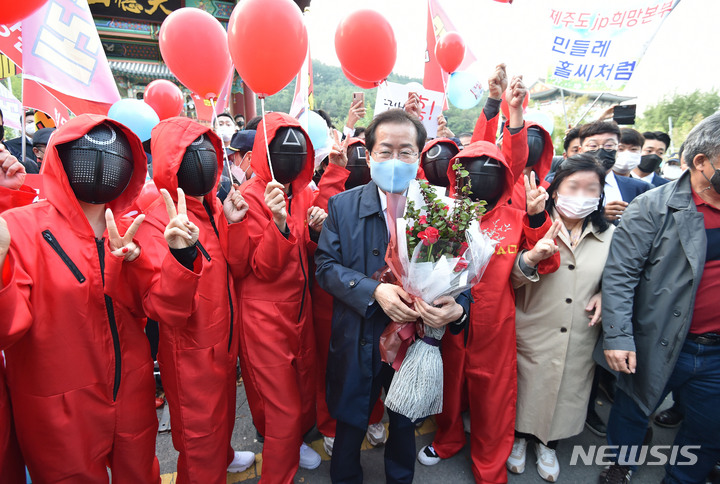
xmin=422 ymin=227 xmax=440 ymax=245
xmin=451 ymin=224 xmax=458 ymax=232
xmin=419 ymin=215 xmax=428 ymax=225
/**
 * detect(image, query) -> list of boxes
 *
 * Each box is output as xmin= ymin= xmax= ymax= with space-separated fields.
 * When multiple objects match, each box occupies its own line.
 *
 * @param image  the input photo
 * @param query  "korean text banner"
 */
xmin=374 ymin=81 xmax=444 ymax=138
xmin=545 ymin=0 xmax=680 ymax=92
xmin=22 ymin=0 xmax=120 ymax=107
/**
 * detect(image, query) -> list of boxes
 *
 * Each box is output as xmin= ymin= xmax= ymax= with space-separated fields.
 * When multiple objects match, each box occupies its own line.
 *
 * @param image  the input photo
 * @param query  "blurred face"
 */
xmin=642 ymin=139 xmax=667 ymax=157
xmin=580 ymin=133 xmax=618 ymax=153
xmin=564 ymin=137 xmax=581 ymax=158
xmin=617 ymin=142 xmax=641 ymax=154
xmin=555 ymin=170 xmax=602 ymax=199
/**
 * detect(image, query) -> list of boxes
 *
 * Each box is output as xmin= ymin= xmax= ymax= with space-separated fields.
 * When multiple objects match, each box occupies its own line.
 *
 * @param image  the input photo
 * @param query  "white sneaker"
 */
xmin=506 ymin=437 xmax=527 ymax=474
xmin=462 ymin=411 xmax=471 ymax=434
xmin=535 ymin=442 xmax=560 ymax=482
xmin=366 ymin=422 xmax=388 ymax=446
xmin=299 ymin=442 xmax=321 ymax=470
xmin=323 ymin=435 xmax=334 ymax=457
xmin=417 ymin=445 xmax=442 ymax=466
xmin=227 ymin=450 xmax=255 ymax=473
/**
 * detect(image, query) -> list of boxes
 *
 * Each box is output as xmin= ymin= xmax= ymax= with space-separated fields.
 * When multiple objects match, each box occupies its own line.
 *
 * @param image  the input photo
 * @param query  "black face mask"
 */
xmin=312 ymin=159 xmax=328 ymax=186
xmin=462 ymin=156 xmax=505 ymax=205
xmin=421 ymin=142 xmax=458 ymax=187
xmin=591 ymin=148 xmax=617 ymax=171
xmin=58 ymin=123 xmax=134 ymax=204
xmin=345 ymin=143 xmax=370 ymax=189
xmin=176 ymin=134 xmax=218 ymax=197
xmin=638 ymin=154 xmax=663 ymax=173
xmin=526 ymin=126 xmax=545 ymax=167
xmin=269 ymin=127 xmax=307 ymax=185
xmin=703 ymin=159 xmax=720 ymax=195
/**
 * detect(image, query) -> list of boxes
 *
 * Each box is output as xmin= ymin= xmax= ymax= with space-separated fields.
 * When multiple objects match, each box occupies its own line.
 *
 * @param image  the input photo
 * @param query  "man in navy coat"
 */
xmin=315 ymin=109 xmax=470 ymax=484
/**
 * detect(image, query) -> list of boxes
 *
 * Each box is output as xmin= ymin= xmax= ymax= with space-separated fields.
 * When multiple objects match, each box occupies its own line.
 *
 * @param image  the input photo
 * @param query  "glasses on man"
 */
xmin=371 ymin=149 xmax=418 ymax=162
xmin=584 ymin=141 xmax=618 ymax=151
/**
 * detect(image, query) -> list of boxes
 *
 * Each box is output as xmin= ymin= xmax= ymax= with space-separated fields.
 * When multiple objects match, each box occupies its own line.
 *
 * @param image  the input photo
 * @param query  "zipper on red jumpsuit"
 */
xmin=96 ymin=238 xmax=122 ymax=401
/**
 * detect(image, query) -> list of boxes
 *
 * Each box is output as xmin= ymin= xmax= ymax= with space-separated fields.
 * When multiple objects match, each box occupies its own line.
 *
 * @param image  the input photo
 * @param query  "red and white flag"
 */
xmin=289 ymin=44 xmax=314 ymax=120
xmin=424 ymin=0 xmax=479 ymax=100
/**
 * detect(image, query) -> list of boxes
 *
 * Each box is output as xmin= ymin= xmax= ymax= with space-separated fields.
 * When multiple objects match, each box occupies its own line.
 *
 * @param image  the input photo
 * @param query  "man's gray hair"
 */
xmin=683 ymin=111 xmax=720 ymax=170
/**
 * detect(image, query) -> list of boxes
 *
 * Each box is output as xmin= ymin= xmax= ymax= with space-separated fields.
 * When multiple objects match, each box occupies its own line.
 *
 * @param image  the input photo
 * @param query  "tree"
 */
xmin=635 ymin=90 xmax=720 ymax=151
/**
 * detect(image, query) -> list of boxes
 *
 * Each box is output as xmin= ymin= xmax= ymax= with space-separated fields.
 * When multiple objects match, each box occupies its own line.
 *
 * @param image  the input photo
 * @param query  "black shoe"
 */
xmin=585 ymin=408 xmax=607 ymax=437
xmin=598 ymin=464 xmax=632 ymax=484
xmin=653 ymin=407 xmax=683 ymax=428
xmin=708 ymin=461 xmax=720 ymax=484
xmin=255 ymin=429 xmax=264 ymax=443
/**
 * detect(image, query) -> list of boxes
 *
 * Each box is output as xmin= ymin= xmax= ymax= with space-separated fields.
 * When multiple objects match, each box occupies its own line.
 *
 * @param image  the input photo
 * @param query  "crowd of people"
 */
xmin=0 ymin=62 xmax=718 ymax=484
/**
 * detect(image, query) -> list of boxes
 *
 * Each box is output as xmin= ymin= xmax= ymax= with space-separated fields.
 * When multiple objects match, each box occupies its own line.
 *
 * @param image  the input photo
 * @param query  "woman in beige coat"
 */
xmin=508 ymin=154 xmax=615 ymax=482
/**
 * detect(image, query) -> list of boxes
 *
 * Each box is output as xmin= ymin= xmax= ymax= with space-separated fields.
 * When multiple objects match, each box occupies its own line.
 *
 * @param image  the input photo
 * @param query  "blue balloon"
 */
xmin=298 ymin=110 xmax=331 ymax=150
xmin=447 ymin=71 xmax=483 ymax=110
xmin=108 ymin=99 xmax=160 ymax=142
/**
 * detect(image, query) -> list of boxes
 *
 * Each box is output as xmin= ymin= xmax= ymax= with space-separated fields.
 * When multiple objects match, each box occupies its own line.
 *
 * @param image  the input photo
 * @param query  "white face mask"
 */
xmin=613 ymin=151 xmax=641 ymax=174
xmin=216 ymin=126 xmax=235 ymax=143
xmin=662 ymin=164 xmax=683 ymax=180
xmin=25 ymin=122 xmax=37 ymax=136
xmin=555 ymin=193 xmax=600 ymax=220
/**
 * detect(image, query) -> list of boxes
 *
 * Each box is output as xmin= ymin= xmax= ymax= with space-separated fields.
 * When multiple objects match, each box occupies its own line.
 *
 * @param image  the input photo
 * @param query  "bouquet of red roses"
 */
xmin=382 ymin=162 xmax=497 ymax=420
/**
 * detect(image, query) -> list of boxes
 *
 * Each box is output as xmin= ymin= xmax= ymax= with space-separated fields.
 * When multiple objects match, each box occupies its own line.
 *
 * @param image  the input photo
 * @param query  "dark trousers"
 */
xmin=607 ymin=339 xmax=720 ymax=483
xmin=330 ymin=364 xmax=416 ymax=484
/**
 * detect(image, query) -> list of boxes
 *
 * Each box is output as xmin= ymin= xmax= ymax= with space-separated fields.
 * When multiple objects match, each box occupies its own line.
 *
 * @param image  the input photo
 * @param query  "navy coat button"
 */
xmin=349 ymin=280 xmax=356 ymax=287
xmin=372 ymin=248 xmax=380 ymax=256
xmin=673 ymin=310 xmax=681 ymax=317
xmin=660 ymin=339 xmax=668 ymax=346
xmin=360 ymin=338 xmax=367 ymax=346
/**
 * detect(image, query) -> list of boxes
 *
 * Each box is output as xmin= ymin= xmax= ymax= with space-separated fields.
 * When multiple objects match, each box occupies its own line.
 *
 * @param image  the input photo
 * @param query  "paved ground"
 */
xmin=155 ymin=379 xmax=686 ymax=484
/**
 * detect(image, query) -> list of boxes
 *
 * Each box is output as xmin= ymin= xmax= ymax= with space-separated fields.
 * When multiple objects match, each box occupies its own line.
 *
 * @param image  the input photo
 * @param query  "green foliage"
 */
xmin=635 ymin=90 xmax=720 ymax=151
xmin=258 ymin=60 xmax=485 ymax=135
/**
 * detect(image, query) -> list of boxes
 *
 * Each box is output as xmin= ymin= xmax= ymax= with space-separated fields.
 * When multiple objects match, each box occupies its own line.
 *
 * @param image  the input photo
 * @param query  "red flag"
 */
xmin=22 ymin=79 xmax=71 ymax=126
xmin=423 ymin=0 xmax=478 ymax=102
xmin=193 ymin=70 xmax=233 ymax=123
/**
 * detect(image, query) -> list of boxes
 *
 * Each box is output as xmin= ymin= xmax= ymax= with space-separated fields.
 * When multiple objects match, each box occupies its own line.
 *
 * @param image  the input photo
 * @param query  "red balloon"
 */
xmin=144 ymin=80 xmax=184 ymax=120
xmin=0 ymin=0 xmax=47 ymax=25
xmin=335 ymin=10 xmax=396 ymax=83
xmin=159 ymin=8 xmax=232 ymax=100
xmin=435 ymin=32 xmax=465 ymax=74
xmin=501 ymin=89 xmax=529 ymax=118
xmin=342 ymin=66 xmax=377 ymax=90
xmin=228 ymin=0 xmax=307 ymax=98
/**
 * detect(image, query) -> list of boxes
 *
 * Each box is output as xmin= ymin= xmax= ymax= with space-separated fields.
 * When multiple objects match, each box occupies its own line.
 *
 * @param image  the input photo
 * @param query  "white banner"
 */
xmin=545 ymin=0 xmax=680 ymax=92
xmin=374 ymin=81 xmax=445 ymax=138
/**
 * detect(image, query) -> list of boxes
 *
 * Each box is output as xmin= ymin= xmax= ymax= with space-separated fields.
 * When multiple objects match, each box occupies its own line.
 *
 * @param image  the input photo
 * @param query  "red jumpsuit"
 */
xmin=0 ymin=185 xmax=33 ymax=484
xmin=431 ymin=125 xmax=560 ymax=483
xmin=0 ymin=115 xmax=163 ymax=483
xmin=237 ymin=112 xmax=329 ymax=483
xmin=508 ymin=121 xmax=555 ymax=211
xmin=109 ymin=117 xmax=251 ymax=484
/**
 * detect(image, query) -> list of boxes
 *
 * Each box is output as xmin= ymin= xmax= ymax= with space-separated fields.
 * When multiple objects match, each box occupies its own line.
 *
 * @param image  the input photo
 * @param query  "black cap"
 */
xmin=227 ymin=130 xmax=255 ymax=155
xmin=33 ymin=127 xmax=55 ymax=147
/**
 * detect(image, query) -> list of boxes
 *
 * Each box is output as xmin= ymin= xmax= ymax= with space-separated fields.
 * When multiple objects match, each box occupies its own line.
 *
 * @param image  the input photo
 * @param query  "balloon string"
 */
xmin=209 ymin=97 xmax=235 ymax=185
xmin=260 ymin=97 xmax=276 ymax=181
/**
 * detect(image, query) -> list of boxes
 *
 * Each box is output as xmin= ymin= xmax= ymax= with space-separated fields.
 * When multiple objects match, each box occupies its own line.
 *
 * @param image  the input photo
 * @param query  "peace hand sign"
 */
xmin=523 ymin=219 xmax=561 ymax=267
xmin=524 ymin=172 xmax=549 ymax=216
xmin=105 ymin=209 xmax=145 ymax=262
xmin=161 ymin=188 xmax=199 ymax=249
xmin=328 ymin=129 xmax=349 ymax=168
